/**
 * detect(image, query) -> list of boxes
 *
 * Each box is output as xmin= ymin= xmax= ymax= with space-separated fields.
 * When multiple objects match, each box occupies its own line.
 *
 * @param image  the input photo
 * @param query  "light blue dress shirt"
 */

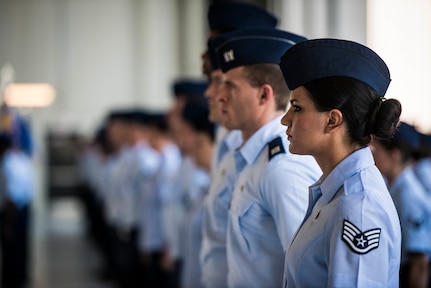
xmin=414 ymin=158 xmax=431 ymax=194
xmin=210 ymin=125 xmax=229 ymax=180
xmin=283 ymin=147 xmax=401 ymax=288
xmin=139 ymin=143 xmax=181 ymax=252
xmin=126 ymin=142 xmax=161 ymax=232
xmin=101 ymin=150 xmax=125 ymax=226
xmin=201 ymin=130 xmax=242 ymax=288
xmin=0 ymin=150 xmax=34 ymax=208
xmin=226 ymin=116 xmax=321 ymax=288
xmin=163 ymin=157 xmax=210 ymax=260
xmin=181 ymin=172 xmax=210 ymax=288
xmin=389 ymin=165 xmax=431 ymax=263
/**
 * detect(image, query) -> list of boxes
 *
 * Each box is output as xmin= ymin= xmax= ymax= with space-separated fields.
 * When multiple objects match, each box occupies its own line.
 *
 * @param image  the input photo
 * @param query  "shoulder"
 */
xmin=267 ymin=136 xmax=286 ymax=161
xmin=333 ymin=169 xmax=400 ymax=240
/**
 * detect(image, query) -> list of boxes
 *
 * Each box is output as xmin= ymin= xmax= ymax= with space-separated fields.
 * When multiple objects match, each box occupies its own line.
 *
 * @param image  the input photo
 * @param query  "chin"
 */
xmin=288 ymin=145 xmax=307 ymax=155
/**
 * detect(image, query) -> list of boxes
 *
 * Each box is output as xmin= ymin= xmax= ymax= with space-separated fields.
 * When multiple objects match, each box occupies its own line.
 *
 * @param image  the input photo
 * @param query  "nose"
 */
xmin=205 ymin=84 xmax=212 ymax=99
xmin=216 ymin=85 xmax=228 ymax=103
xmin=280 ymin=109 xmax=290 ymax=127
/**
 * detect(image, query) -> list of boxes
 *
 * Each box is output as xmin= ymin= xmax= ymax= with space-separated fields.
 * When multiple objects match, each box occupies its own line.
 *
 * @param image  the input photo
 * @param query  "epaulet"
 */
xmin=268 ymin=136 xmax=285 ymax=161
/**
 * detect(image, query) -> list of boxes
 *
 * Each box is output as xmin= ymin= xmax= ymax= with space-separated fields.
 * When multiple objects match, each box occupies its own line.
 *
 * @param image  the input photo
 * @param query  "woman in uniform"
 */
xmin=279 ymin=39 xmax=402 ymax=287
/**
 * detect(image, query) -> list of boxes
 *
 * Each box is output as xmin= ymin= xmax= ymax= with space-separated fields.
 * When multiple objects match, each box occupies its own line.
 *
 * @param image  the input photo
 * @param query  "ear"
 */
xmin=258 ymin=84 xmax=273 ymax=105
xmin=325 ymin=109 xmax=343 ymax=133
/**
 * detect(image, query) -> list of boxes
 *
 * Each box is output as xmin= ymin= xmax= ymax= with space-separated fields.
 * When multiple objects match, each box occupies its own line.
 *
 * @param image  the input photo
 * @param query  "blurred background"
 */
xmin=0 ymin=0 xmax=430 ymax=287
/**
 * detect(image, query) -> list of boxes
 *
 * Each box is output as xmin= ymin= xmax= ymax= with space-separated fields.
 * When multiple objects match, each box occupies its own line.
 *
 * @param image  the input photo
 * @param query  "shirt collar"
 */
xmin=313 ymin=147 xmax=375 ymax=206
xmin=217 ymin=130 xmax=242 ymax=163
xmin=237 ymin=115 xmax=284 ymax=165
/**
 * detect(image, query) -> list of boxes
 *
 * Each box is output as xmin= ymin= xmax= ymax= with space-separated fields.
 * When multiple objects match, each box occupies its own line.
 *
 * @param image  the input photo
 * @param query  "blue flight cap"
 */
xmin=208 ymin=1 xmax=278 ymax=33
xmin=420 ymin=132 xmax=431 ymax=150
xmin=393 ymin=122 xmax=421 ymax=150
xmin=172 ymin=79 xmax=207 ymax=98
xmin=128 ymin=109 xmax=152 ymax=125
xmin=279 ymin=38 xmax=391 ymax=97
xmin=107 ymin=109 xmax=131 ymax=122
xmin=207 ymin=38 xmax=220 ymax=70
xmin=215 ymin=28 xmax=307 ymax=73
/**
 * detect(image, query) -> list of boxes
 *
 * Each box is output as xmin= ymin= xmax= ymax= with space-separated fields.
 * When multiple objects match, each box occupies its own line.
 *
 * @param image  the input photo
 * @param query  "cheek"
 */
xmin=293 ymin=116 xmax=314 ymax=133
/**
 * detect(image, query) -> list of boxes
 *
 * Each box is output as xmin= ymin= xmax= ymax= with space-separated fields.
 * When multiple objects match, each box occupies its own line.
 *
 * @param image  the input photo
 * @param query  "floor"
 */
xmin=31 ymin=196 xmax=115 ymax=288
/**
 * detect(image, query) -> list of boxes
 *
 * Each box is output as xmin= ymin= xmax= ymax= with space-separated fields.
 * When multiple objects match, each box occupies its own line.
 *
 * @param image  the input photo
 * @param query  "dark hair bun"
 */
xmin=371 ymin=98 xmax=402 ymax=140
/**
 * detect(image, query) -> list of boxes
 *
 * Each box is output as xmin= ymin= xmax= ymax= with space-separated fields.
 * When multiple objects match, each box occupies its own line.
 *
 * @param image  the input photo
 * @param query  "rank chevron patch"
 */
xmin=342 ymin=219 xmax=381 ymax=254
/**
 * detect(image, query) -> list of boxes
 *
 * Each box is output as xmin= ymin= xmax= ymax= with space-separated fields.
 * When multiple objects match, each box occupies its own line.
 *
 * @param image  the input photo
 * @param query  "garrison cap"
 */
xmin=215 ymin=28 xmax=307 ymax=73
xmin=279 ymin=38 xmax=391 ymax=97
xmin=420 ymin=132 xmax=431 ymax=150
xmin=394 ymin=122 xmax=421 ymax=150
xmin=208 ymin=1 xmax=277 ymax=32
xmin=127 ymin=109 xmax=152 ymax=125
xmin=172 ymin=80 xmax=207 ymax=98
xmin=107 ymin=110 xmax=132 ymax=122
xmin=207 ymin=38 xmax=220 ymax=70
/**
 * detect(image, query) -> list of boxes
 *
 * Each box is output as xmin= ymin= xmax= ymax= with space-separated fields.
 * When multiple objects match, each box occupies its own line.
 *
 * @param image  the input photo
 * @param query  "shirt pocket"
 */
xmin=230 ymin=196 xmax=260 ymax=253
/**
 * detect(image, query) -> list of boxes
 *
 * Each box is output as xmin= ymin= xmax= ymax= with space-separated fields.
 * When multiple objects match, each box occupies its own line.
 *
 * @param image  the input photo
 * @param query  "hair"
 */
xmin=148 ymin=114 xmax=169 ymax=133
xmin=181 ymin=103 xmax=215 ymax=142
xmin=243 ymin=63 xmax=290 ymax=111
xmin=303 ymin=76 xmax=402 ymax=147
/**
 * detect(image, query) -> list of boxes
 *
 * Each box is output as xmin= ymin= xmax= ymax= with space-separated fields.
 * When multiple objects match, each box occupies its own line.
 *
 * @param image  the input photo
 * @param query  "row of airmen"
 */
xmin=78 ymin=82 xmax=213 ymax=288
xmin=75 ymin=1 xmax=431 ymax=288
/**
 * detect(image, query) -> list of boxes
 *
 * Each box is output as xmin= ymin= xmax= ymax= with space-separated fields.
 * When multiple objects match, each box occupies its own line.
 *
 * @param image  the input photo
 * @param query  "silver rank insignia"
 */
xmin=223 ymin=50 xmax=235 ymax=63
xmin=342 ymin=220 xmax=381 ymax=254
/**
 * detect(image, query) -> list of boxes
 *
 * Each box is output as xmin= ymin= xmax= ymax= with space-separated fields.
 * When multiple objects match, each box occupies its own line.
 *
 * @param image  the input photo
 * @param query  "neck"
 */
xmin=151 ymin=136 xmax=169 ymax=152
xmin=315 ymin=143 xmax=362 ymax=179
xmin=196 ymin=136 xmax=214 ymax=173
xmin=241 ymin=111 xmax=282 ymax=142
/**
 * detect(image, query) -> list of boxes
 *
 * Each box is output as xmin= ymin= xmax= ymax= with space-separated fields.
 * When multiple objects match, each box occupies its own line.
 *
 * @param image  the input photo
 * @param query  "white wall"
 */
xmin=271 ymin=0 xmax=366 ymax=44
xmin=368 ymin=0 xmax=431 ymax=133
xmin=0 ymin=0 xmax=207 ymax=137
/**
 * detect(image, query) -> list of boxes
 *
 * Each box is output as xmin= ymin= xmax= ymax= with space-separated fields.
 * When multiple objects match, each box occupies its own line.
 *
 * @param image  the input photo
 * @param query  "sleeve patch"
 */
xmin=342 ymin=219 xmax=381 ymax=254
xmin=268 ymin=136 xmax=286 ymax=161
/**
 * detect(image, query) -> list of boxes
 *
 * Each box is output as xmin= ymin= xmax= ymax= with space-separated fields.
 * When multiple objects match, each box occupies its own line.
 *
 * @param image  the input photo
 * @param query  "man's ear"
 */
xmin=259 ymin=84 xmax=273 ymax=105
xmin=325 ymin=109 xmax=343 ymax=133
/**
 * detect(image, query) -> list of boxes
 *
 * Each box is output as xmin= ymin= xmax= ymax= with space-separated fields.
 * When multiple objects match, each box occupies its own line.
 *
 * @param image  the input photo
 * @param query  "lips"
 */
xmin=286 ymin=131 xmax=292 ymax=140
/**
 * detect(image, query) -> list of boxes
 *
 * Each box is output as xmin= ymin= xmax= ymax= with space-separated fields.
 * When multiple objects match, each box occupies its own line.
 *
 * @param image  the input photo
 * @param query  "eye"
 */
xmin=215 ymin=78 xmax=224 ymax=87
xmin=225 ymin=81 xmax=235 ymax=89
xmin=293 ymin=105 xmax=301 ymax=112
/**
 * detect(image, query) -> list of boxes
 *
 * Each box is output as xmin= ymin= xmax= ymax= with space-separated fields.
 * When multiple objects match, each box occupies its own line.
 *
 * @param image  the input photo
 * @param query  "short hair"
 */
xmin=181 ymin=103 xmax=215 ymax=142
xmin=243 ymin=63 xmax=290 ymax=111
xmin=303 ymin=76 xmax=401 ymax=147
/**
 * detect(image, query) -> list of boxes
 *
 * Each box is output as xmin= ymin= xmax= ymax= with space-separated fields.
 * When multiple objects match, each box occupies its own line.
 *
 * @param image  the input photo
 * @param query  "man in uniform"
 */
xmin=213 ymin=27 xmax=321 ymax=287
xmin=201 ymin=3 xmax=278 ymax=287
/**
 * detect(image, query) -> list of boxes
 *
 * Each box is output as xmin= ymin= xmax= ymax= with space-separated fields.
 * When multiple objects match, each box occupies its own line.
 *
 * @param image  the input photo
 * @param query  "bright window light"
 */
xmin=3 ymin=83 xmax=56 ymax=108
xmin=367 ymin=0 xmax=431 ymax=133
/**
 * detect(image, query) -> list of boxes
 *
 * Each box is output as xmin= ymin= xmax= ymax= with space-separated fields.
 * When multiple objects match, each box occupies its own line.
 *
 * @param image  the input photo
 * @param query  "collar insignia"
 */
xmin=268 ymin=136 xmax=286 ymax=160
